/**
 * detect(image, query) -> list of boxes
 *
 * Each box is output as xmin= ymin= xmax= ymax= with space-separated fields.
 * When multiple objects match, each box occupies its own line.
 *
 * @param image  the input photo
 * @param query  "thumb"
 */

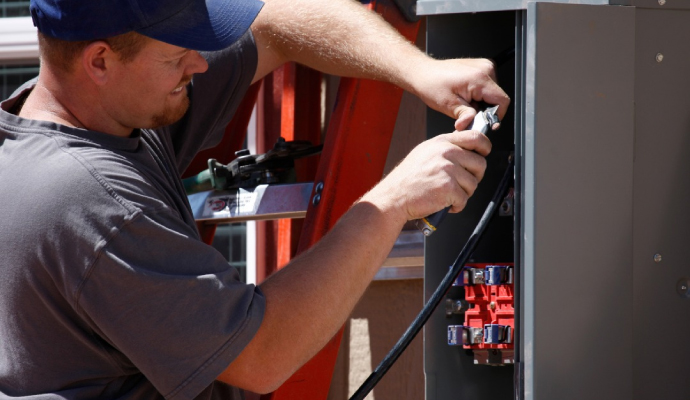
xmin=454 ymin=105 xmax=477 ymax=131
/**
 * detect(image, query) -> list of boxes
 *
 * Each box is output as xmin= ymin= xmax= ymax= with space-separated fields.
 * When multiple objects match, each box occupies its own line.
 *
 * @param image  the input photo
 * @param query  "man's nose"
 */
xmin=186 ymin=50 xmax=209 ymax=75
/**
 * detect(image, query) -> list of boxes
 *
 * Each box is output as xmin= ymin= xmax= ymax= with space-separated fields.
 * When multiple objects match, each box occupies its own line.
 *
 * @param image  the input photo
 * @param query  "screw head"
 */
xmin=677 ymin=279 xmax=690 ymax=298
xmin=489 ymin=302 xmax=496 ymax=310
xmin=656 ymin=53 xmax=664 ymax=63
xmin=314 ymin=182 xmax=324 ymax=194
xmin=658 ymin=0 xmax=666 ymax=5
xmin=654 ymin=253 xmax=663 ymax=263
xmin=312 ymin=193 xmax=321 ymax=206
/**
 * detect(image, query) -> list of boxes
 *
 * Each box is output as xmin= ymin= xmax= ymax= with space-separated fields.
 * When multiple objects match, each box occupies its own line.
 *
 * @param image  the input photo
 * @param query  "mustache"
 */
xmin=178 ymin=75 xmax=193 ymax=87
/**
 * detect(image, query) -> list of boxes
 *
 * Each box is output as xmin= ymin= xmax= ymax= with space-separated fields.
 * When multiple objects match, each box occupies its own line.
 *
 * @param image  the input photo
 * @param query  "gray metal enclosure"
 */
xmin=420 ymin=2 xmax=690 ymax=399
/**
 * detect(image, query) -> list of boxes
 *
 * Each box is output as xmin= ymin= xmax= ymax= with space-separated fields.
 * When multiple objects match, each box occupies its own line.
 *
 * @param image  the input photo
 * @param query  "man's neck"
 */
xmin=18 ymin=77 xmax=133 ymax=137
xmin=18 ymin=79 xmax=91 ymax=128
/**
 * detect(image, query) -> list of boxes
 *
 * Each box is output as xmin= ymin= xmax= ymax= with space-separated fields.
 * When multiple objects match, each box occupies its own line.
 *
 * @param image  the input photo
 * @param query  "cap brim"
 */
xmin=137 ymin=0 xmax=264 ymax=51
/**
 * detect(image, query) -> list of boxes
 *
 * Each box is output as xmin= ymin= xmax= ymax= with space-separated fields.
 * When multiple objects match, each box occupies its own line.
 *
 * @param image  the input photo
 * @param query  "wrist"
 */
xmin=397 ymin=56 xmax=434 ymax=102
xmin=357 ymin=183 xmax=409 ymax=228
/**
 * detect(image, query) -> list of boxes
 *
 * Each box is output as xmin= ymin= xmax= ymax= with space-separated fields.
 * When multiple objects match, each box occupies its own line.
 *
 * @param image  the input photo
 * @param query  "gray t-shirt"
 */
xmin=0 ymin=32 xmax=265 ymax=399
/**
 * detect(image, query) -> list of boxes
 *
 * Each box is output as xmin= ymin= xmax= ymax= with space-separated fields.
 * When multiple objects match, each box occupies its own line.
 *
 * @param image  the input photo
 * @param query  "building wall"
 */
xmin=328 ymin=84 xmax=428 ymax=400
xmin=0 ymin=3 xmax=38 ymax=96
xmin=329 ymin=279 xmax=425 ymax=400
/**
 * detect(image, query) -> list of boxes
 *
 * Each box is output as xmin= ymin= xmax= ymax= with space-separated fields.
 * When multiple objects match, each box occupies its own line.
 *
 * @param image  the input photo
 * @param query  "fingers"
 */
xmin=478 ymin=77 xmax=511 ymax=123
xmin=475 ymin=58 xmax=498 ymax=83
xmin=368 ymin=129 xmax=491 ymax=220
xmin=436 ymin=151 xmax=484 ymax=214
xmin=469 ymin=58 xmax=508 ymax=115
xmin=453 ymin=104 xmax=476 ymax=131
xmin=445 ymin=145 xmax=487 ymax=186
xmin=432 ymin=131 xmax=490 ymax=213
xmin=449 ymin=169 xmax=475 ymax=213
xmin=446 ymin=59 xmax=510 ymax=129
xmin=444 ymin=129 xmax=492 ymax=157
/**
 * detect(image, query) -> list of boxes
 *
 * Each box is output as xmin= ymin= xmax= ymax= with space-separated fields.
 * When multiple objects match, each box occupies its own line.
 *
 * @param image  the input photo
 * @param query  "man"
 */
xmin=0 ymin=0 xmax=509 ymax=398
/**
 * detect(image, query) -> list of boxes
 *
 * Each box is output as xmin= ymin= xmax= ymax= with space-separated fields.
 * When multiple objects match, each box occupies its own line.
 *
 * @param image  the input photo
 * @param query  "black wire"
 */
xmin=349 ymin=158 xmax=514 ymax=400
xmin=491 ymin=46 xmax=516 ymax=70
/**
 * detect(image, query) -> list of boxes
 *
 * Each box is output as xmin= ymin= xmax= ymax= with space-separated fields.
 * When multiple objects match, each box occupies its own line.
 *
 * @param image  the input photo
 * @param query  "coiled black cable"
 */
xmin=349 ymin=158 xmax=515 ymax=400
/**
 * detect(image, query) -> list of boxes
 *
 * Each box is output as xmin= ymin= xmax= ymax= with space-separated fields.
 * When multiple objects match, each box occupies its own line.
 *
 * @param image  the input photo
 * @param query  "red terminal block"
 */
xmin=462 ymin=263 xmax=514 ymax=364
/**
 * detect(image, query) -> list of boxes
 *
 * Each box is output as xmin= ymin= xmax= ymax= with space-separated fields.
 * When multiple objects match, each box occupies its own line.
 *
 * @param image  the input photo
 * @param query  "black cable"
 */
xmin=491 ymin=46 xmax=516 ymax=70
xmin=349 ymin=158 xmax=514 ymax=400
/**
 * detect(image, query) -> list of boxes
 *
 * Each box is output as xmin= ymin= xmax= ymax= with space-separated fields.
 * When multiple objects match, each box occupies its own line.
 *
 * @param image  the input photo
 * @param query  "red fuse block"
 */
xmin=463 ymin=263 xmax=514 ymax=365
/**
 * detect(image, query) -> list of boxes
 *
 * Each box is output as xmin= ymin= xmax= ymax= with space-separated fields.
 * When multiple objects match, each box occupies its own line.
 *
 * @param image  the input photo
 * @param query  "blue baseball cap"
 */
xmin=30 ymin=0 xmax=264 ymax=52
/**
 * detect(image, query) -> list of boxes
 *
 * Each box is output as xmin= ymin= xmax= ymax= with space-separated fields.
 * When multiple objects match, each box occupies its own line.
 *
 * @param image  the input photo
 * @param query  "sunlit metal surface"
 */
xmin=189 ymin=183 xmax=313 ymax=223
xmin=189 ymin=183 xmax=425 ymax=280
xmin=417 ymin=0 xmax=614 ymax=15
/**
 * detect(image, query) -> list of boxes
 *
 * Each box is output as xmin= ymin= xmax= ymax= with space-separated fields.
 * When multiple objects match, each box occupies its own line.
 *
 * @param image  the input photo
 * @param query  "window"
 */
xmin=0 ymin=0 xmax=30 ymax=18
xmin=0 ymin=64 xmax=37 ymax=99
xmin=211 ymin=223 xmax=248 ymax=282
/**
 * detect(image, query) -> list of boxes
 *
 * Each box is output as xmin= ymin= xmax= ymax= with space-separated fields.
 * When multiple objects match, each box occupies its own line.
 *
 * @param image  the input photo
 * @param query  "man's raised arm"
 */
xmin=250 ymin=0 xmax=510 ymax=130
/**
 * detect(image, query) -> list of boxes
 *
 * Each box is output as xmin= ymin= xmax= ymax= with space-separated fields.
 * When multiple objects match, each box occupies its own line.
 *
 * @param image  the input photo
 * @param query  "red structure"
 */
xmin=188 ymin=0 xmax=421 ymax=397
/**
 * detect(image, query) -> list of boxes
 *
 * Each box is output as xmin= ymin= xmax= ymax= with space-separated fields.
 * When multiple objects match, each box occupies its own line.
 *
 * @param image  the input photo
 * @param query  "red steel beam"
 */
xmin=191 ymin=81 xmax=262 ymax=245
xmin=263 ymin=1 xmax=421 ymax=398
xmin=255 ymin=64 xmax=322 ymax=281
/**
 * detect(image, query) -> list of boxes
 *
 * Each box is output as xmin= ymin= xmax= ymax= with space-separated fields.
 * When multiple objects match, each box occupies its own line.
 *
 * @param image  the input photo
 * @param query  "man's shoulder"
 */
xmin=8 ymin=127 xmax=171 ymax=219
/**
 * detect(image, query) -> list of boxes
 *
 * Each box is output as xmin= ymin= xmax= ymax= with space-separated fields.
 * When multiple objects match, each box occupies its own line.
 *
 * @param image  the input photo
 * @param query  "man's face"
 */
xmin=103 ymin=38 xmax=209 ymax=130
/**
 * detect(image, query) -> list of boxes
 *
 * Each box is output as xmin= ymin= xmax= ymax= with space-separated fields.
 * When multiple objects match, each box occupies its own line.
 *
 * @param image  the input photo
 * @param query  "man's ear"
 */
xmin=81 ymin=41 xmax=115 ymax=86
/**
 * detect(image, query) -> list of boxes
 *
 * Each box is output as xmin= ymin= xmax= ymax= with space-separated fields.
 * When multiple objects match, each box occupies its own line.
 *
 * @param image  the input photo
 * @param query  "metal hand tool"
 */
xmin=415 ymin=105 xmax=500 ymax=236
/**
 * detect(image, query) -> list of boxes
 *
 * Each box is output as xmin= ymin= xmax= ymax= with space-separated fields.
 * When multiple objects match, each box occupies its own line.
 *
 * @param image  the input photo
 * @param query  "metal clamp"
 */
xmin=484 ymin=265 xmax=513 ymax=285
xmin=448 ymin=325 xmax=483 ymax=346
xmin=483 ymin=324 xmax=512 ymax=344
xmin=462 ymin=267 xmax=485 ymax=285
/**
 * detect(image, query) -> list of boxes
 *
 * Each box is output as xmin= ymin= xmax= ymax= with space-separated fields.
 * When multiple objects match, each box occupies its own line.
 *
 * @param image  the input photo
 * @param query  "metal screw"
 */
xmin=312 ymin=182 xmax=324 ymax=206
xmin=656 ymin=53 xmax=664 ymax=63
xmin=654 ymin=254 xmax=663 ymax=263
xmin=677 ymin=279 xmax=690 ymax=298
xmin=658 ymin=0 xmax=666 ymax=5
xmin=489 ymin=302 xmax=496 ymax=310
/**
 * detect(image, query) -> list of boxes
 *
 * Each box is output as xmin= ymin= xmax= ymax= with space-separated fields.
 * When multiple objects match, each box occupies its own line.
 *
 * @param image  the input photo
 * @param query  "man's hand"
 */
xmin=361 ymin=129 xmax=492 ymax=221
xmin=408 ymin=58 xmax=511 ymax=131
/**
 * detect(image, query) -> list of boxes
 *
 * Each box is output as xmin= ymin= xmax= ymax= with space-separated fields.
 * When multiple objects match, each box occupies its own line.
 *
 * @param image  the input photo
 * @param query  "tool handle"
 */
xmin=414 ymin=108 xmax=495 ymax=236
xmin=415 ymin=206 xmax=450 ymax=237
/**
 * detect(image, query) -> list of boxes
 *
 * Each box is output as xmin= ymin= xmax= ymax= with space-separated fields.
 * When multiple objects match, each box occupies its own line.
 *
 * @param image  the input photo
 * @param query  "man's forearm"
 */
xmin=252 ymin=0 xmax=427 ymax=94
xmin=218 ymin=129 xmax=492 ymax=393
xmin=218 ymin=193 xmax=407 ymax=393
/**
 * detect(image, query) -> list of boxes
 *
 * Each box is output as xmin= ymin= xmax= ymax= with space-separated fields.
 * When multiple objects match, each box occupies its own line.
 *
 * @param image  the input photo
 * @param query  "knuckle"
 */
xmin=470 ymin=129 xmax=483 ymax=142
xmin=478 ymin=156 xmax=488 ymax=173
xmin=478 ymin=58 xmax=495 ymax=71
xmin=466 ymin=175 xmax=479 ymax=196
xmin=452 ymin=194 xmax=469 ymax=212
xmin=441 ymin=144 xmax=459 ymax=159
xmin=439 ymin=159 xmax=456 ymax=177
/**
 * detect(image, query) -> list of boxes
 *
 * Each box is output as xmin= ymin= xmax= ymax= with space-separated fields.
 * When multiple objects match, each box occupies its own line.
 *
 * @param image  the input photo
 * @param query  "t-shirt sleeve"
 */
xmin=161 ymin=29 xmax=259 ymax=175
xmin=76 ymin=208 xmax=265 ymax=399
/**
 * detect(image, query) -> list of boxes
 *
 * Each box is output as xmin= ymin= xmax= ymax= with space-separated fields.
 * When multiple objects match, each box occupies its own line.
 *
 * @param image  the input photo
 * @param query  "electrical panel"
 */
xmin=422 ymin=2 xmax=690 ymax=400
